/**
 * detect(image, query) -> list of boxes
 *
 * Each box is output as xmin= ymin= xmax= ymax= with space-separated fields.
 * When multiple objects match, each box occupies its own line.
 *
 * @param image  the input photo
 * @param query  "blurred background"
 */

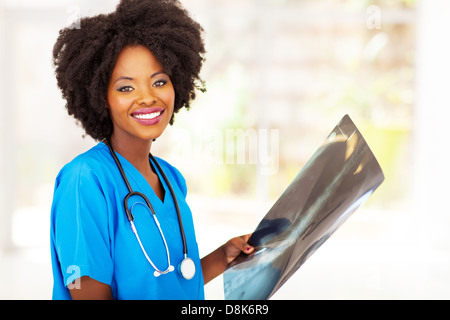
xmin=1 ymin=0 xmax=449 ymax=299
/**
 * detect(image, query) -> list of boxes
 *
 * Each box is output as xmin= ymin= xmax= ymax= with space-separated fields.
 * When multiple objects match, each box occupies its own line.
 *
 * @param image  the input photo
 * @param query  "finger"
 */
xmin=238 ymin=234 xmax=254 ymax=254
xmin=242 ymin=233 xmax=252 ymax=242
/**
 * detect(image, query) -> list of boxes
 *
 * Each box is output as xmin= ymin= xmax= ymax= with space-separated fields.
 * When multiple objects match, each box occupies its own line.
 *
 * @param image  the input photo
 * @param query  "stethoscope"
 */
xmin=106 ymin=139 xmax=196 ymax=280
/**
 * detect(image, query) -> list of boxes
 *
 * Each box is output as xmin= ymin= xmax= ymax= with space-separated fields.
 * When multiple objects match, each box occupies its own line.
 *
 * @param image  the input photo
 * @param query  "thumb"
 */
xmin=239 ymin=233 xmax=254 ymax=254
xmin=224 ymin=234 xmax=255 ymax=264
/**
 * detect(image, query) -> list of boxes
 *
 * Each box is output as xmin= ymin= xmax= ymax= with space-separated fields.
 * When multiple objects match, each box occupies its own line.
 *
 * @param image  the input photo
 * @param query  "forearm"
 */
xmin=200 ymin=234 xmax=254 ymax=285
xmin=201 ymin=245 xmax=228 ymax=285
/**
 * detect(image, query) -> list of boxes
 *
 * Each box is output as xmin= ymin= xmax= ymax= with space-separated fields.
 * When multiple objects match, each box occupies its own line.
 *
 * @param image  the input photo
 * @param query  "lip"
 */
xmin=130 ymin=107 xmax=165 ymax=126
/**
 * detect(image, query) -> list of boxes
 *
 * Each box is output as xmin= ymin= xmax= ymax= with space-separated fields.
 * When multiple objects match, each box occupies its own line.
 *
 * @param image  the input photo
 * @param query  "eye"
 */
xmin=153 ymin=80 xmax=168 ymax=88
xmin=117 ymin=86 xmax=134 ymax=92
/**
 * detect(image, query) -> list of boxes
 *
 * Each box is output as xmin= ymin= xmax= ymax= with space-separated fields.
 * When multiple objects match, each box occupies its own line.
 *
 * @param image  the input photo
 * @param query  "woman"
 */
xmin=50 ymin=0 xmax=253 ymax=300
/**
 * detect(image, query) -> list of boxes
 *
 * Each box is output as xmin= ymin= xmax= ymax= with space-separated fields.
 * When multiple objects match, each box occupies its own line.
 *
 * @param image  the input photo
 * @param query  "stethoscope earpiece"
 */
xmin=154 ymin=265 xmax=175 ymax=278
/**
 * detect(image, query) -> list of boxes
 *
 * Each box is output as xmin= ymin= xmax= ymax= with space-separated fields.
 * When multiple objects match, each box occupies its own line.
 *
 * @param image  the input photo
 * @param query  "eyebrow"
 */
xmin=114 ymin=76 xmax=133 ymax=84
xmin=113 ymin=71 xmax=166 ymax=84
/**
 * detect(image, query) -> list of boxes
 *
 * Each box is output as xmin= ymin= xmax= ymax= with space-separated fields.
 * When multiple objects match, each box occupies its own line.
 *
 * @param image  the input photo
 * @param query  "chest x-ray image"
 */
xmin=223 ymin=115 xmax=385 ymax=300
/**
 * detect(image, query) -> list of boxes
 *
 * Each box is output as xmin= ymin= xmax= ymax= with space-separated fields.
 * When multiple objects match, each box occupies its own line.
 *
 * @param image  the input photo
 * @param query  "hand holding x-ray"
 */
xmin=223 ymin=115 xmax=385 ymax=300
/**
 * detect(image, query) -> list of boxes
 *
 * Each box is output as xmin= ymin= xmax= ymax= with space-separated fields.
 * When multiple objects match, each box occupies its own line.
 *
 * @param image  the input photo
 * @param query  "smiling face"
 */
xmin=107 ymin=45 xmax=175 ymax=144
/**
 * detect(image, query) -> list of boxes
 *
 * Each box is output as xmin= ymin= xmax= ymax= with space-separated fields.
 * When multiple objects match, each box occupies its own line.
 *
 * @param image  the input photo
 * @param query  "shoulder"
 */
xmin=153 ymin=156 xmax=188 ymax=197
xmin=52 ymin=143 xmax=114 ymax=222
xmin=51 ymin=144 xmax=114 ymax=224
xmin=55 ymin=143 xmax=111 ymax=187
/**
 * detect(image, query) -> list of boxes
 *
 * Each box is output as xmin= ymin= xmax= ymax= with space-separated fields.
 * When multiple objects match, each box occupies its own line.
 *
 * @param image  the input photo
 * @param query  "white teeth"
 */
xmin=133 ymin=111 xmax=162 ymax=120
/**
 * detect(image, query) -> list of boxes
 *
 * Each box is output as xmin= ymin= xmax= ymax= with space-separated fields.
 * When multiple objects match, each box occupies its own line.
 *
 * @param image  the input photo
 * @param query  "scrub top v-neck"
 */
xmin=50 ymin=142 xmax=204 ymax=300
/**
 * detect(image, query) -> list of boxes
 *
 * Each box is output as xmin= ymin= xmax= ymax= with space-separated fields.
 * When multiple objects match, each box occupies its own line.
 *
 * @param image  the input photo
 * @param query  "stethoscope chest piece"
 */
xmin=179 ymin=257 xmax=196 ymax=280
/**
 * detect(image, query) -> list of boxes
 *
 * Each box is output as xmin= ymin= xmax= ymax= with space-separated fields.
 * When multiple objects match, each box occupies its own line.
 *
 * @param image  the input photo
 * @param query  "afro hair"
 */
xmin=53 ymin=0 xmax=205 ymax=141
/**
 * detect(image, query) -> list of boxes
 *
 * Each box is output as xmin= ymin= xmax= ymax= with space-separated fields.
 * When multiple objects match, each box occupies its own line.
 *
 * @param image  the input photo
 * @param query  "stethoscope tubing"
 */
xmin=105 ymin=139 xmax=191 ymax=278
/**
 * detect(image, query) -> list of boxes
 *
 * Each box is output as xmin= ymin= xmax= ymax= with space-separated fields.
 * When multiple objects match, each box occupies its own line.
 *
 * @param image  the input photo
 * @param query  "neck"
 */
xmin=108 ymin=133 xmax=153 ymax=174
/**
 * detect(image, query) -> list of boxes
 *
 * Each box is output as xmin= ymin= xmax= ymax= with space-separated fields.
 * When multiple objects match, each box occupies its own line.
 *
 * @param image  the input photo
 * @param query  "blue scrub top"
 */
xmin=50 ymin=142 xmax=205 ymax=300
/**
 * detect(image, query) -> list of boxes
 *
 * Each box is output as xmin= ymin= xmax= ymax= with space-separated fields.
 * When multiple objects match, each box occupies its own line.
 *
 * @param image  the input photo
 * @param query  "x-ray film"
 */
xmin=223 ymin=115 xmax=385 ymax=300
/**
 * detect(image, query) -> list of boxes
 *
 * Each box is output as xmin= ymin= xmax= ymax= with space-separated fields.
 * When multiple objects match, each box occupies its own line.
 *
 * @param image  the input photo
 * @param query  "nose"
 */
xmin=136 ymin=86 xmax=157 ymax=106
